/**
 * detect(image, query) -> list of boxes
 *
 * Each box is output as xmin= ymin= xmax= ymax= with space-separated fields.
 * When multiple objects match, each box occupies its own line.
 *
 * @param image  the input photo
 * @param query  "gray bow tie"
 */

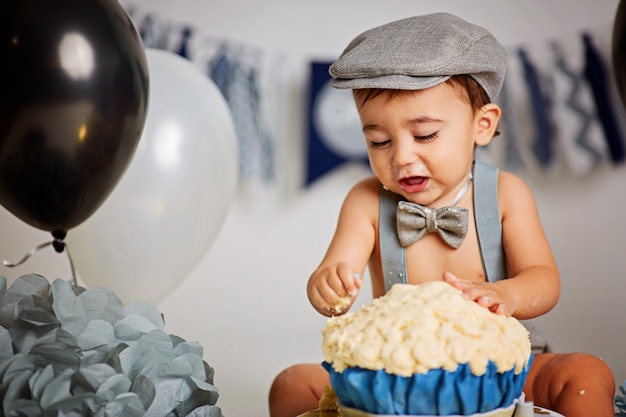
xmin=396 ymin=201 xmax=469 ymax=249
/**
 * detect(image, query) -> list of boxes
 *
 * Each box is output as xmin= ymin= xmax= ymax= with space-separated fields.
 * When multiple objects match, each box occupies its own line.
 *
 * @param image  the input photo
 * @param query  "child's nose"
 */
xmin=392 ymin=139 xmax=419 ymax=167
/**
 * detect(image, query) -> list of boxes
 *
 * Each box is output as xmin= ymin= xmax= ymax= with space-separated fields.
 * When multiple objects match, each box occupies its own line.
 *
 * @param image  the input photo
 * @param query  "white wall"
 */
xmin=1 ymin=1 xmax=625 ymax=416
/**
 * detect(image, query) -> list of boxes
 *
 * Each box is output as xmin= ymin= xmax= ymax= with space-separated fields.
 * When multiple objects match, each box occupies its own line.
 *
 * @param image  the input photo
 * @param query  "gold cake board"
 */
xmin=299 ymin=404 xmax=564 ymax=417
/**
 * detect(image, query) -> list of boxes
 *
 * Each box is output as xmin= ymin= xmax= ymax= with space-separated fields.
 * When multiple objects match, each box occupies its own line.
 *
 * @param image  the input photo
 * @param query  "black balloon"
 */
xmin=613 ymin=0 xmax=626 ymax=109
xmin=0 ymin=0 xmax=148 ymax=238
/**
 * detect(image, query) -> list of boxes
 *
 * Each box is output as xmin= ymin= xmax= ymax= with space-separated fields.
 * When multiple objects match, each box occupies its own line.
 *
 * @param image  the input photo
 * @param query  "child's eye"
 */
xmin=414 ymin=132 xmax=438 ymax=142
xmin=369 ymin=140 xmax=391 ymax=149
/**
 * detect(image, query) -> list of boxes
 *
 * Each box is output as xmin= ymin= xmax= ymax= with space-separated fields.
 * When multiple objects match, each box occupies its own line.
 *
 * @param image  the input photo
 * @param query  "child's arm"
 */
xmin=307 ymin=178 xmax=378 ymax=316
xmin=445 ymin=171 xmax=560 ymax=319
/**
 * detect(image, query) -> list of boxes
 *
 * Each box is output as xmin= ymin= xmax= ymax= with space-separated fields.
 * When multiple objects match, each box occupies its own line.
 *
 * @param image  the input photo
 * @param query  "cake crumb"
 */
xmin=330 ymin=296 xmax=351 ymax=314
xmin=578 ymin=389 xmax=586 ymax=395
xmin=319 ymin=385 xmax=339 ymax=412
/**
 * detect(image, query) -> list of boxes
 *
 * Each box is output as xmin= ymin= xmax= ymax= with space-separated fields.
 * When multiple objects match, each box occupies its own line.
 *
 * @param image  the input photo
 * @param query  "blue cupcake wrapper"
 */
xmin=323 ymin=355 xmax=533 ymax=415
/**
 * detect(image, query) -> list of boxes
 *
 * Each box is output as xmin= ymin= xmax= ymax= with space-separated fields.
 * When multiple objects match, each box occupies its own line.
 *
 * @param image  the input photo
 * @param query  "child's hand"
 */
xmin=307 ymin=262 xmax=363 ymax=316
xmin=443 ymin=271 xmax=510 ymax=316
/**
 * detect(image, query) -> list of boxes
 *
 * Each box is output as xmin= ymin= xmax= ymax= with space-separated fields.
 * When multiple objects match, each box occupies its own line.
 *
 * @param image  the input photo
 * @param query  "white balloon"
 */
xmin=66 ymin=48 xmax=238 ymax=304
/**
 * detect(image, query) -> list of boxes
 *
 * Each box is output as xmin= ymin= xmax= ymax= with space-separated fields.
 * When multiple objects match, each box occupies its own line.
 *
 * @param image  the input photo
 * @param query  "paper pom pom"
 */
xmin=0 ymin=274 xmax=223 ymax=417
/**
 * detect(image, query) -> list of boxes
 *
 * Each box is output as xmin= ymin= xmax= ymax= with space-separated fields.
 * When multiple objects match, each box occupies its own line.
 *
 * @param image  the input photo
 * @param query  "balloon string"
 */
xmin=3 ymin=241 xmax=53 ymax=267
xmin=3 ymin=241 xmax=78 ymax=287
xmin=64 ymin=243 xmax=78 ymax=288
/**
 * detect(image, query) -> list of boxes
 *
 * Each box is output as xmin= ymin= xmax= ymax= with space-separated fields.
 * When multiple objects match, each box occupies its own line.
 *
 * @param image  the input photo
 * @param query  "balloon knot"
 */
xmin=51 ymin=230 xmax=66 ymax=253
xmin=52 ymin=239 xmax=65 ymax=253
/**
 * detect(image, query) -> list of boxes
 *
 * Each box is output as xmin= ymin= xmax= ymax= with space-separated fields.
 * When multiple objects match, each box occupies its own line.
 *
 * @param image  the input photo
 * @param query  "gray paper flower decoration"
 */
xmin=0 ymin=274 xmax=223 ymax=417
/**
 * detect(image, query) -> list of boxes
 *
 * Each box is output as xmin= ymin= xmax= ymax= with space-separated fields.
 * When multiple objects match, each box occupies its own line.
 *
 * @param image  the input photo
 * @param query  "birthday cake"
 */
xmin=321 ymin=282 xmax=532 ymax=415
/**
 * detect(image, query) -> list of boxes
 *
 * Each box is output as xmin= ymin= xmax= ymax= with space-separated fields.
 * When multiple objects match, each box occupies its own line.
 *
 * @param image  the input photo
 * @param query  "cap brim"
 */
xmin=330 ymin=74 xmax=452 ymax=91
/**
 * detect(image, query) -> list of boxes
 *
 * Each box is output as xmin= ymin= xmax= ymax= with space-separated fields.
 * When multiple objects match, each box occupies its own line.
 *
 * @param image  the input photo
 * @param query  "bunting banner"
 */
xmin=306 ymin=62 xmax=369 ymax=185
xmin=129 ymin=7 xmax=278 ymax=185
xmin=123 ymin=2 xmax=626 ymax=189
xmin=476 ymin=25 xmax=626 ymax=176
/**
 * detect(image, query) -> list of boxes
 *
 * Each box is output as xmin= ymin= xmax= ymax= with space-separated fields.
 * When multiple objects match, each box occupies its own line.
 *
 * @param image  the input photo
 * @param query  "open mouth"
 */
xmin=399 ymin=176 xmax=428 ymax=193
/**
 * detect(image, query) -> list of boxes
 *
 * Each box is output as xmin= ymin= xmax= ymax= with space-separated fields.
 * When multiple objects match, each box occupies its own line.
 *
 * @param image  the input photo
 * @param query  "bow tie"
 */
xmin=396 ymin=201 xmax=469 ymax=249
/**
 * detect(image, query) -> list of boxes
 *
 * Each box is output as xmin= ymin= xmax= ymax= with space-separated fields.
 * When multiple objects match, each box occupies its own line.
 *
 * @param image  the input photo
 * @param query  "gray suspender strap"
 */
xmin=472 ymin=161 xmax=507 ymax=283
xmin=379 ymin=186 xmax=407 ymax=292
xmin=379 ymin=160 xmax=507 ymax=293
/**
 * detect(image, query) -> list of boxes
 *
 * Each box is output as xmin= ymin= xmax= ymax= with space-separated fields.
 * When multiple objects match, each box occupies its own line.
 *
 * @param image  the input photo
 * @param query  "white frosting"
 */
xmin=322 ymin=282 xmax=531 ymax=377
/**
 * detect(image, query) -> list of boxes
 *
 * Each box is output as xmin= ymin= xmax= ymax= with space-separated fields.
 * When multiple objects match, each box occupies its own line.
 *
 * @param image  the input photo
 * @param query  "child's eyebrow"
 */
xmin=362 ymin=117 xmax=443 ymax=132
xmin=406 ymin=116 xmax=444 ymax=125
xmin=362 ymin=123 xmax=381 ymax=132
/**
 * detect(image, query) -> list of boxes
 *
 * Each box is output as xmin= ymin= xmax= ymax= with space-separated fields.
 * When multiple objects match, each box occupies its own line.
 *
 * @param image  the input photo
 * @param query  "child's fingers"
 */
xmin=493 ymin=303 xmax=507 ymax=315
xmin=308 ymin=284 xmax=333 ymax=312
xmin=479 ymin=296 xmax=508 ymax=316
xmin=337 ymin=264 xmax=362 ymax=296
xmin=347 ymin=272 xmax=363 ymax=295
xmin=443 ymin=271 xmax=471 ymax=291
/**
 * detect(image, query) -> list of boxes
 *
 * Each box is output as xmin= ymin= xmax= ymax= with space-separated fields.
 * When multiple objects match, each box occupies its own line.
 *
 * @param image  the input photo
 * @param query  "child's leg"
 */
xmin=268 ymin=363 xmax=329 ymax=417
xmin=524 ymin=352 xmax=615 ymax=417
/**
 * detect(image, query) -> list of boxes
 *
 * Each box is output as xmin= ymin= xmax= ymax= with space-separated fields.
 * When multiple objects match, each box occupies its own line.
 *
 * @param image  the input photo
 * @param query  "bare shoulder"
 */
xmin=341 ymin=176 xmax=381 ymax=219
xmin=496 ymin=170 xmax=539 ymax=215
xmin=498 ymin=170 xmax=534 ymax=195
xmin=345 ymin=176 xmax=381 ymax=204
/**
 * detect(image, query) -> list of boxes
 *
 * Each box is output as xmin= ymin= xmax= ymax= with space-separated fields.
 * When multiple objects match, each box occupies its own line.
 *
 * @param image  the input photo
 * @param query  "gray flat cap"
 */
xmin=329 ymin=12 xmax=507 ymax=101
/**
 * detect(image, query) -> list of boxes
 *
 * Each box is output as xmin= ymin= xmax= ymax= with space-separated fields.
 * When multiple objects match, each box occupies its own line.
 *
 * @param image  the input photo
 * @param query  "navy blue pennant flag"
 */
xmin=583 ymin=33 xmax=626 ymax=164
xmin=306 ymin=61 xmax=369 ymax=186
xmin=176 ymin=27 xmax=193 ymax=59
xmin=518 ymin=48 xmax=555 ymax=168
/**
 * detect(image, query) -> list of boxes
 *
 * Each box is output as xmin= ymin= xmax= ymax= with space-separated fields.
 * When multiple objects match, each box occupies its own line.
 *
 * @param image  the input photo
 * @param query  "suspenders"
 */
xmin=379 ymin=160 xmax=507 ymax=292
xmin=473 ymin=161 xmax=507 ymax=284
xmin=377 ymin=163 xmax=550 ymax=353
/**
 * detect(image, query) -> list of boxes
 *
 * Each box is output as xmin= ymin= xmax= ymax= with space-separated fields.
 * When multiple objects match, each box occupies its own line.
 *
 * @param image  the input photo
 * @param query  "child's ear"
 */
xmin=474 ymin=103 xmax=501 ymax=146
